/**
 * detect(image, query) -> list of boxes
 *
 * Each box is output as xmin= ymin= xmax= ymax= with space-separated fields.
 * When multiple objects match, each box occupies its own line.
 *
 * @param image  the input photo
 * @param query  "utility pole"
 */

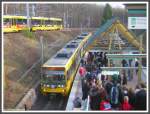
xmin=67 ymin=7 xmax=69 ymax=28
xmin=40 ymin=36 xmax=44 ymax=79
xmin=32 ymin=4 xmax=35 ymax=17
xmin=63 ymin=12 xmax=66 ymax=28
xmin=26 ymin=3 xmax=30 ymax=28
xmin=80 ymin=23 xmax=83 ymax=33
xmin=88 ymin=16 xmax=91 ymax=28
xmin=5 ymin=4 xmax=8 ymax=15
xmin=40 ymin=36 xmax=44 ymax=65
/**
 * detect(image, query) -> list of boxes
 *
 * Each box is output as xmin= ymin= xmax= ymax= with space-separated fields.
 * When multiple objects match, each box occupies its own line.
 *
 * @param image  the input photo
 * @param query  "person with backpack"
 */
xmin=110 ymin=83 xmax=119 ymax=109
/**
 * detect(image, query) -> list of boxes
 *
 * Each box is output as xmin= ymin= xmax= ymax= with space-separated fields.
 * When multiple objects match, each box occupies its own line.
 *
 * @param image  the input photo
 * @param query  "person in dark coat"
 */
xmin=103 ymin=54 xmax=108 ymax=67
xmin=122 ymin=59 xmax=127 ymax=67
xmin=89 ymin=86 xmax=101 ymax=110
xmin=118 ymin=75 xmax=121 ymax=85
xmin=122 ymin=73 xmax=127 ymax=85
xmin=135 ymin=60 xmax=139 ymax=75
xmin=81 ymin=78 xmax=90 ymax=100
xmin=117 ymin=84 xmax=124 ymax=105
xmin=104 ymin=80 xmax=113 ymax=95
xmin=134 ymin=89 xmax=146 ymax=110
xmin=128 ymin=88 xmax=136 ymax=108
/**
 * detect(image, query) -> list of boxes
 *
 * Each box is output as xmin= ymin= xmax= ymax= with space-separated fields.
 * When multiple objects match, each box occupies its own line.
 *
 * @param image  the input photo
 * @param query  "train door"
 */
xmin=12 ymin=18 xmax=16 ymax=27
xmin=44 ymin=19 xmax=49 ymax=30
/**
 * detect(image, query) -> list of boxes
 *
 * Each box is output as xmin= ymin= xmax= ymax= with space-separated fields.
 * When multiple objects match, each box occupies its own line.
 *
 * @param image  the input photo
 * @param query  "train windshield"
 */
xmin=42 ymin=70 xmax=65 ymax=86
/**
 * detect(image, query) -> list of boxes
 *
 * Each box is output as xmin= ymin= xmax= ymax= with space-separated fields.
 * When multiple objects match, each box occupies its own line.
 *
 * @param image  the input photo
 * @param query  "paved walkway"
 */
xmin=127 ymin=69 xmax=147 ymax=89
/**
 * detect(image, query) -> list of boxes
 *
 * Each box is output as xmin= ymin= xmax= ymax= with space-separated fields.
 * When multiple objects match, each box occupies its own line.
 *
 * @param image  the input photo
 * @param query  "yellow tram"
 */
xmin=40 ymin=32 xmax=92 ymax=96
xmin=3 ymin=15 xmax=63 ymax=33
xmin=3 ymin=15 xmax=28 ymax=33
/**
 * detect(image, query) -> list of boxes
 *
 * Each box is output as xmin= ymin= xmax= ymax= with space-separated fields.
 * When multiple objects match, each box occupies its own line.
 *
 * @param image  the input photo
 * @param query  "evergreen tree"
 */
xmin=101 ymin=4 xmax=113 ymax=25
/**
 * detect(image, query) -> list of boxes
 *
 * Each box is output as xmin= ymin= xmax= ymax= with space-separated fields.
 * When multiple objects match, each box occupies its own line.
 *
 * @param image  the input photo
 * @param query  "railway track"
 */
xmin=31 ymin=87 xmax=69 ymax=110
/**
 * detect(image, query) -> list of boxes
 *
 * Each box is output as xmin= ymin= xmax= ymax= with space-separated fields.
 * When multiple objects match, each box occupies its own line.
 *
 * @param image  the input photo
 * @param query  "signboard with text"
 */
xmin=128 ymin=17 xmax=147 ymax=29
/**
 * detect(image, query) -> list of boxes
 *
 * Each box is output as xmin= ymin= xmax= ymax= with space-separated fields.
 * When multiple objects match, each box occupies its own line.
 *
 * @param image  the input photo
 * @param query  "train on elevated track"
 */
xmin=3 ymin=15 xmax=63 ymax=33
xmin=40 ymin=32 xmax=92 ymax=96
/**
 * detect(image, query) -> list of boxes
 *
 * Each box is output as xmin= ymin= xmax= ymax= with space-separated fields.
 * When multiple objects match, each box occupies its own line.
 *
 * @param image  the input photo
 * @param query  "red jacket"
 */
xmin=121 ymin=101 xmax=132 ymax=110
xmin=79 ymin=67 xmax=86 ymax=77
xmin=100 ymin=100 xmax=111 ymax=110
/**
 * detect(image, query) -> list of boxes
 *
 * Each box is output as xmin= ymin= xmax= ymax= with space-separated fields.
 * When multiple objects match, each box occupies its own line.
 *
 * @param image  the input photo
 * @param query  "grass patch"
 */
xmin=22 ymin=30 xmax=35 ymax=39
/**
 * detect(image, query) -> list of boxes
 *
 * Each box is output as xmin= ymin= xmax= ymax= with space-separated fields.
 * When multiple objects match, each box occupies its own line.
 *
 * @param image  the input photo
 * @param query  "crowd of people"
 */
xmin=76 ymin=51 xmax=146 ymax=111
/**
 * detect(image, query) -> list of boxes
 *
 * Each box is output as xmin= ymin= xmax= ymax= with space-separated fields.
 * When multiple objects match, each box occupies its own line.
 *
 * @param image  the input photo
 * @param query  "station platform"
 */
xmin=65 ymin=49 xmax=147 ymax=111
xmin=65 ymin=66 xmax=83 ymax=111
xmin=66 ymin=66 xmax=147 ymax=111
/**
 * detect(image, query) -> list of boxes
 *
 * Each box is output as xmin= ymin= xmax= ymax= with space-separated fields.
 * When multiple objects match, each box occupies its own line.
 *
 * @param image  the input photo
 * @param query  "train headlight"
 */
xmin=47 ymin=85 xmax=50 ymax=87
xmin=43 ymin=84 xmax=47 ymax=87
xmin=58 ymin=85 xmax=61 ymax=87
xmin=58 ymin=85 xmax=64 ymax=88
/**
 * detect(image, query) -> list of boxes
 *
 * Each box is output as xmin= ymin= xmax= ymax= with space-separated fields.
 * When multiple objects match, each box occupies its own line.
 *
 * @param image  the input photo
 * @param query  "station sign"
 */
xmin=128 ymin=17 xmax=147 ymax=29
xmin=101 ymin=71 xmax=119 ymax=75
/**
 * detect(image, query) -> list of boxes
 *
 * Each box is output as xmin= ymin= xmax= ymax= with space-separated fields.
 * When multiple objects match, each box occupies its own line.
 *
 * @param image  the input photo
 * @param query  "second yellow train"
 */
xmin=3 ymin=15 xmax=63 ymax=33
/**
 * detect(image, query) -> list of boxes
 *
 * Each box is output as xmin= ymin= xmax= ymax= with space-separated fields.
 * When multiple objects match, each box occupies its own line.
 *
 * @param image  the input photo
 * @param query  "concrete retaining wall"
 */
xmin=15 ymin=88 xmax=37 ymax=110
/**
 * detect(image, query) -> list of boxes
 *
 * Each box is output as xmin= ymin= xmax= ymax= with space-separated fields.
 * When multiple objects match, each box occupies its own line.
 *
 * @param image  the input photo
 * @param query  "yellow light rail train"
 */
xmin=3 ymin=15 xmax=63 ymax=33
xmin=40 ymin=32 xmax=92 ymax=96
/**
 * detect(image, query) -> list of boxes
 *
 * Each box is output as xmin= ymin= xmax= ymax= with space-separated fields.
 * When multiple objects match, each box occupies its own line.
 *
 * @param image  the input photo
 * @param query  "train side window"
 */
xmin=31 ymin=19 xmax=41 ymax=26
xmin=4 ymin=19 xmax=10 ymax=25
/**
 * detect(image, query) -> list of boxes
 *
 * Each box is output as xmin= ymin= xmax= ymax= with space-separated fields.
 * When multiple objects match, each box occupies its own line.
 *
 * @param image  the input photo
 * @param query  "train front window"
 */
xmin=42 ymin=70 xmax=66 ymax=87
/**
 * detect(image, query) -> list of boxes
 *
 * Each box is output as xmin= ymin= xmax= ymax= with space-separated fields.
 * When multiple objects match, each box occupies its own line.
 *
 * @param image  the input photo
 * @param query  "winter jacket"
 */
xmin=104 ymin=81 xmax=113 ymax=95
xmin=81 ymin=79 xmax=90 ymax=100
xmin=121 ymin=101 xmax=132 ymax=110
xmin=100 ymin=100 xmax=111 ymax=110
xmin=89 ymin=87 xmax=101 ymax=110
xmin=122 ymin=75 xmax=127 ymax=85
xmin=134 ymin=89 xmax=146 ymax=110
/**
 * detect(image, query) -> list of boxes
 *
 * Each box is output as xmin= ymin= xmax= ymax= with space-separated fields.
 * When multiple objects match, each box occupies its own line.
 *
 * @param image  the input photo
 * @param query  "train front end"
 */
xmin=40 ymin=66 xmax=67 ymax=96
